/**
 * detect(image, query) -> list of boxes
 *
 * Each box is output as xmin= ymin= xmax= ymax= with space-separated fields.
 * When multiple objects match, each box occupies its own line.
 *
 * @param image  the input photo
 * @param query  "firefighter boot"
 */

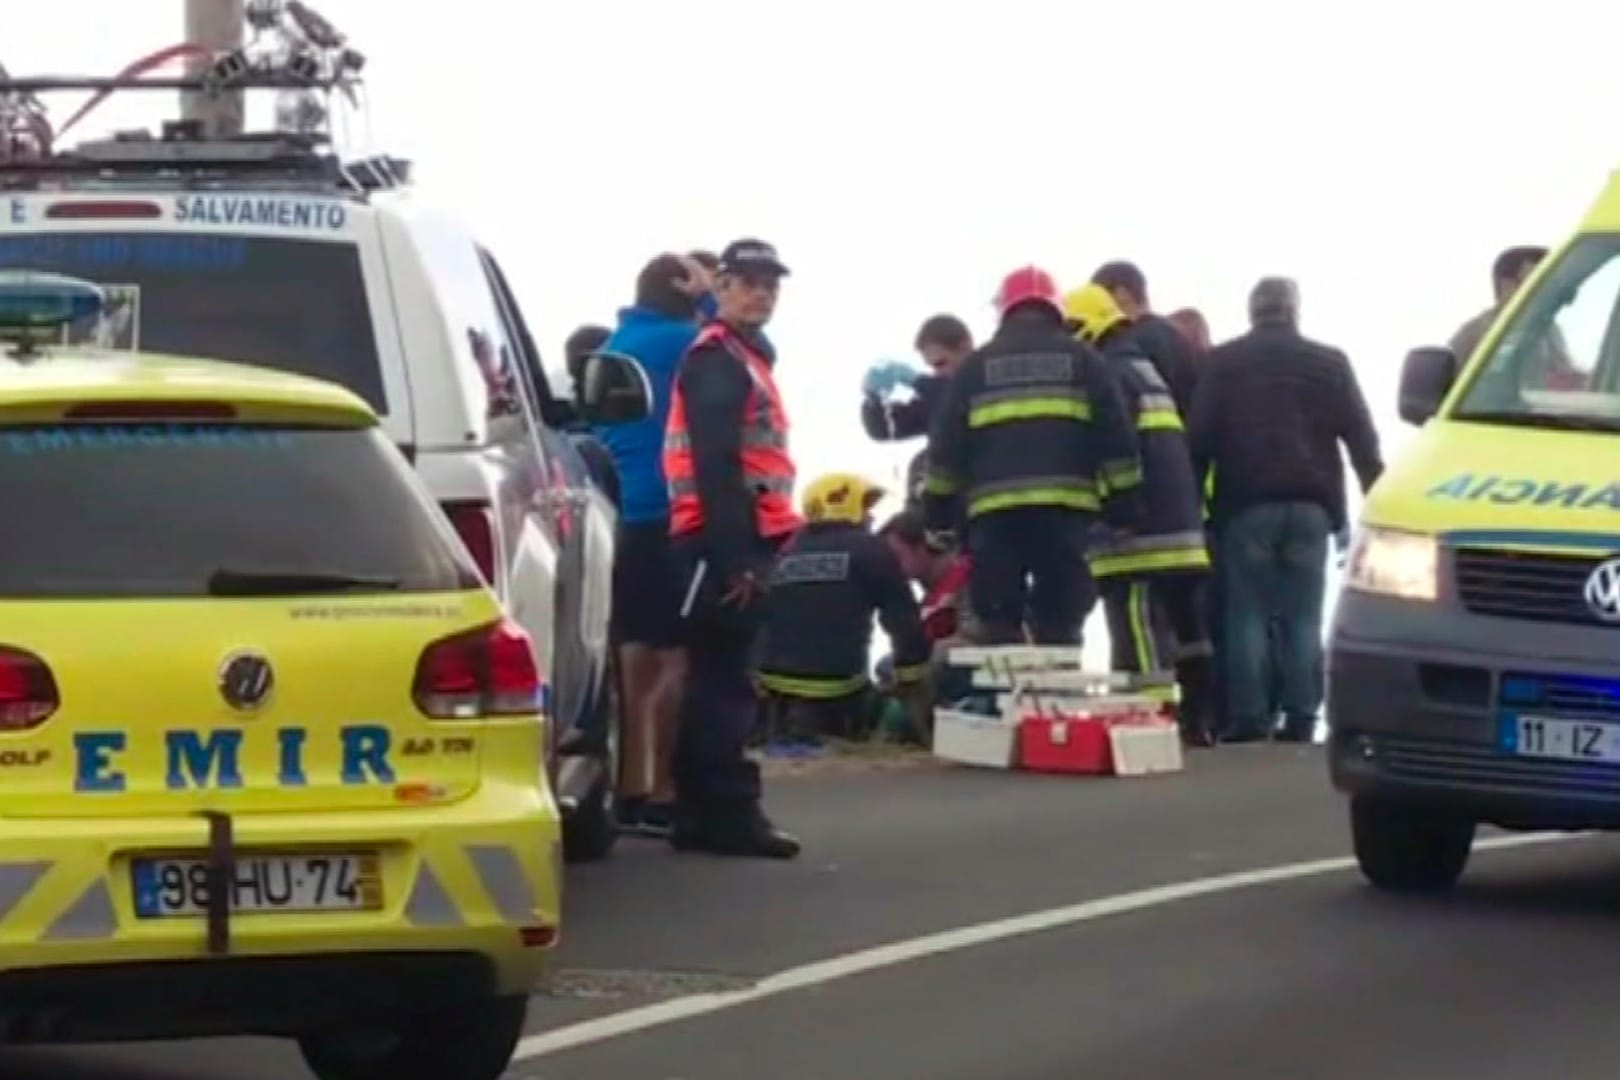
xmin=1175 ymin=654 xmax=1217 ymax=748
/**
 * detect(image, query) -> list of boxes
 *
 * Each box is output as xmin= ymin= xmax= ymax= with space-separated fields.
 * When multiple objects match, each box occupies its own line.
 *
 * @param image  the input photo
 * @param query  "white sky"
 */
xmin=16 ymin=1 xmax=1620 ymax=660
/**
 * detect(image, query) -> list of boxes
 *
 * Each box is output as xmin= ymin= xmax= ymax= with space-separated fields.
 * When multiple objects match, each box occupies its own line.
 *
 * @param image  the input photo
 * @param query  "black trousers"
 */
xmin=670 ymin=536 xmax=774 ymax=818
xmin=1100 ymin=571 xmax=1215 ymax=735
xmin=967 ymin=506 xmax=1094 ymax=645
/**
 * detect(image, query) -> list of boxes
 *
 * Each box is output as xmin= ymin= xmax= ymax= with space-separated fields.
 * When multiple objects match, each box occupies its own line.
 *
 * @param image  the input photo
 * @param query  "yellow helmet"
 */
xmin=1062 ymin=283 xmax=1128 ymax=343
xmin=802 ymin=472 xmax=886 ymax=526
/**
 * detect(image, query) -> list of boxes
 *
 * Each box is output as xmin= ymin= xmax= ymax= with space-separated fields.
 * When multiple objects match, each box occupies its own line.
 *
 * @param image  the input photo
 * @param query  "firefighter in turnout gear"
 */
xmin=663 ymin=237 xmax=802 ymax=858
xmin=924 ymin=266 xmax=1144 ymax=645
xmin=759 ymin=473 xmax=933 ymax=743
xmin=1063 ymin=283 xmax=1217 ymax=746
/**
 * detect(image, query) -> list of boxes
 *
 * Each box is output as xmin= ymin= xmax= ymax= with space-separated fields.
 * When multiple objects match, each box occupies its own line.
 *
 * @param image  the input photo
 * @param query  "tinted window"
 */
xmin=0 ymin=232 xmax=386 ymax=410
xmin=0 ymin=424 xmax=478 ymax=598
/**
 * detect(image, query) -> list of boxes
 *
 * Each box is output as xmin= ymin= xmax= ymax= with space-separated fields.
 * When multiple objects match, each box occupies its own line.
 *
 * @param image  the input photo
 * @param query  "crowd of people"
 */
xmin=562 ymin=236 xmax=1542 ymax=862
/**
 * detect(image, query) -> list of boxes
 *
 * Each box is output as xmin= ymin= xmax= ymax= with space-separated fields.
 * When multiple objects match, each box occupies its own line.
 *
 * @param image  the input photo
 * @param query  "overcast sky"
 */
xmin=16 ymin=0 xmax=1620 ymax=658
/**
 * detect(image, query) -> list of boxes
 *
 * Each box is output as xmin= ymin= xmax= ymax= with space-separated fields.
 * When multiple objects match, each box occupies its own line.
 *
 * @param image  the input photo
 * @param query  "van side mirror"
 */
xmin=577 ymin=350 xmax=652 ymax=425
xmin=1398 ymin=346 xmax=1459 ymax=425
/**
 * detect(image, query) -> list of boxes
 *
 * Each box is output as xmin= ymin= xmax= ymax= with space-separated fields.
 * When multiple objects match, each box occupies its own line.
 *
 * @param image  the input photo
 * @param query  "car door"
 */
xmin=478 ymin=250 xmax=601 ymax=745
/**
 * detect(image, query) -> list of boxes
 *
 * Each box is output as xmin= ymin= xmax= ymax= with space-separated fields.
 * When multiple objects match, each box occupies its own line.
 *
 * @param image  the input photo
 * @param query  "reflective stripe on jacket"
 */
xmin=664 ymin=321 xmax=801 ymax=540
xmin=1086 ymin=331 xmax=1209 ymax=579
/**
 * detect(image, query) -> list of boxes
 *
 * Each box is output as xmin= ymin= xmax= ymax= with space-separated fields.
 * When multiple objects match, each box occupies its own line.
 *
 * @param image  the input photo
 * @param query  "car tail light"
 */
xmin=413 ymin=618 xmax=542 ymax=719
xmin=0 ymin=647 xmax=58 ymax=731
xmin=443 ymin=500 xmax=497 ymax=585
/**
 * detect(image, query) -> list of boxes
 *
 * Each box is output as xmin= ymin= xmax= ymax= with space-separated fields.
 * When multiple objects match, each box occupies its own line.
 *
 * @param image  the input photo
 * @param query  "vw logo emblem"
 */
xmin=1584 ymin=558 xmax=1620 ymax=623
xmin=218 ymin=650 xmax=274 ymax=712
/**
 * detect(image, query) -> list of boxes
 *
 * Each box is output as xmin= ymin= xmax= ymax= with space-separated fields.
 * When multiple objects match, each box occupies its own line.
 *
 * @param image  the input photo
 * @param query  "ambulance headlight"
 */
xmin=1346 ymin=527 xmax=1437 ymax=602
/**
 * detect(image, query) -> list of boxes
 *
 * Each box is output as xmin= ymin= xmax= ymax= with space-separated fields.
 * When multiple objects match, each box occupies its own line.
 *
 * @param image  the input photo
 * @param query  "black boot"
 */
xmin=1175 ymin=655 xmax=1217 ymax=748
xmin=671 ymin=803 xmax=801 ymax=859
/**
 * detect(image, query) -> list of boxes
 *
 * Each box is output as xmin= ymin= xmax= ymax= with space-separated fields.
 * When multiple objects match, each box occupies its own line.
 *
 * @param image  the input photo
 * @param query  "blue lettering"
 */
xmin=1581 ymin=485 xmax=1620 ymax=510
xmin=74 ymin=732 xmax=127 ymax=792
xmin=1427 ymin=473 xmax=1474 ymax=499
xmin=171 ymin=196 xmax=344 ymax=231
xmin=1535 ymin=482 xmax=1587 ymax=507
xmin=278 ymin=727 xmax=308 ymax=786
xmin=341 ymin=725 xmax=395 ymax=785
xmin=8 ymin=198 xmax=23 ymax=225
xmin=1469 ymin=475 xmax=1499 ymax=499
xmin=164 ymin=730 xmax=245 ymax=790
xmin=3 ymin=432 xmax=32 ymax=456
xmin=1488 ymin=478 xmax=1538 ymax=505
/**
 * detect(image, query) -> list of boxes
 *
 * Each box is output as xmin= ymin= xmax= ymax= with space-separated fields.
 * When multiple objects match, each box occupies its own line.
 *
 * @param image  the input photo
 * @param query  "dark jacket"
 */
xmin=675 ymin=322 xmax=783 ymax=581
xmin=1187 ymin=322 xmax=1383 ymax=532
xmin=861 ymin=373 xmax=950 ymax=511
xmin=923 ymin=308 xmax=1143 ymax=531
xmin=1129 ymin=313 xmax=1200 ymax=420
xmin=759 ymin=522 xmax=931 ymax=696
xmin=1087 ymin=326 xmax=1208 ymax=578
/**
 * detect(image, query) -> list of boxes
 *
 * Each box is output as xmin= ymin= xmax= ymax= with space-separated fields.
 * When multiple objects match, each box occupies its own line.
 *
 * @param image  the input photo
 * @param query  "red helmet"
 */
xmin=993 ymin=265 xmax=1062 ymax=317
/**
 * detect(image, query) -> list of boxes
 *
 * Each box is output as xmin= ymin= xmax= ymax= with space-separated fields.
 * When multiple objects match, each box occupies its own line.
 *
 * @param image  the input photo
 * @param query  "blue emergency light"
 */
xmin=0 ymin=271 xmax=105 ymax=330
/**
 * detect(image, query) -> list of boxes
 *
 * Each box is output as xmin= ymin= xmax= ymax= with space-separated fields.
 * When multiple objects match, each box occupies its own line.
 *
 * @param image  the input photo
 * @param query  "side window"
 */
xmin=479 ymin=248 xmax=573 ymax=430
xmin=1462 ymin=236 xmax=1620 ymax=410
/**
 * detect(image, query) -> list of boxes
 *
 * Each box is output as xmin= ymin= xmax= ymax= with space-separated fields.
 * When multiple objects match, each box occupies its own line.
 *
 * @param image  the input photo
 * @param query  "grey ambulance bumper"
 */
xmin=1329 ymin=588 xmax=1620 ymax=831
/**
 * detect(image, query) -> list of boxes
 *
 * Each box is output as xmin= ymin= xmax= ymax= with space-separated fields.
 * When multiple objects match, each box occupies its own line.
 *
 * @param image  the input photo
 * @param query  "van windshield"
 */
xmin=0 ymin=424 xmax=477 ymax=598
xmin=1453 ymin=233 xmax=1620 ymax=430
xmin=0 ymin=231 xmax=386 ymax=412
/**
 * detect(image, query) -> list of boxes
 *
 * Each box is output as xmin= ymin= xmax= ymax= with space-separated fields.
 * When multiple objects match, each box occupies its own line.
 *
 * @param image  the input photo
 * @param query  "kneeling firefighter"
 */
xmin=1063 ymin=284 xmax=1216 ymax=746
xmin=758 ymin=473 xmax=933 ymax=742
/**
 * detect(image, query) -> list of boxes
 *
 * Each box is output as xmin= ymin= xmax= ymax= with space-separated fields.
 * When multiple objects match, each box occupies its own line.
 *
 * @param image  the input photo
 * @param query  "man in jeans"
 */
xmin=1188 ymin=278 xmax=1383 ymax=743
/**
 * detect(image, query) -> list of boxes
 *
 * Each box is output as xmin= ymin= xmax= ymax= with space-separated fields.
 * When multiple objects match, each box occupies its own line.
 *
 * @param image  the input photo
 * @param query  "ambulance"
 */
xmin=1330 ymin=168 xmax=1620 ymax=892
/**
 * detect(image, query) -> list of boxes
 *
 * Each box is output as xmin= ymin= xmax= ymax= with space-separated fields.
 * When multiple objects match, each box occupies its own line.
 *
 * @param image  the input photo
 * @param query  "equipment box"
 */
xmin=933 ymin=708 xmax=1019 ymax=769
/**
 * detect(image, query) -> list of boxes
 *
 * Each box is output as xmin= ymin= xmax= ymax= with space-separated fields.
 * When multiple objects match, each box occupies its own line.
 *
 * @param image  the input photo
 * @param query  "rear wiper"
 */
xmin=1456 ymin=410 xmax=1620 ymax=433
xmin=206 ymin=568 xmax=403 ymax=596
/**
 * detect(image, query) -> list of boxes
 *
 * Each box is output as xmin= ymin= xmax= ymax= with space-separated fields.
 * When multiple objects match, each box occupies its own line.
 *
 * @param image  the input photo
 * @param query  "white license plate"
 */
xmin=1503 ymin=715 xmax=1620 ymax=763
xmin=132 ymin=852 xmax=382 ymax=918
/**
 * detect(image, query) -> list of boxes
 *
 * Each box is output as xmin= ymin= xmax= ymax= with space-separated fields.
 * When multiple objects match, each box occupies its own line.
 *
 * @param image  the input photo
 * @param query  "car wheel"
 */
xmin=1350 ymin=796 xmax=1474 ymax=893
xmin=562 ymin=655 xmax=621 ymax=864
xmin=298 ymin=994 xmax=528 ymax=1080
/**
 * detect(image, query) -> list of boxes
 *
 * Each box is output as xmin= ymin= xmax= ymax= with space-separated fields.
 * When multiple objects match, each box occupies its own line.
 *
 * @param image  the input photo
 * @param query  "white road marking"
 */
xmin=514 ymin=831 xmax=1580 ymax=1061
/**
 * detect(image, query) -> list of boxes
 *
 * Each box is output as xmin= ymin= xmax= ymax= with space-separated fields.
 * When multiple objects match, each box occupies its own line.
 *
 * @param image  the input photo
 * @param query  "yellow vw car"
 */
xmin=0 ymin=274 xmax=560 ymax=1079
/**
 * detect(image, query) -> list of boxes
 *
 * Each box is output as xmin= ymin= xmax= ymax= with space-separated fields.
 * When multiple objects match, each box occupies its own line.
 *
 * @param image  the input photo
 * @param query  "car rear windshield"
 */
xmin=0 ymin=423 xmax=478 ymax=598
xmin=0 ymin=231 xmax=386 ymax=411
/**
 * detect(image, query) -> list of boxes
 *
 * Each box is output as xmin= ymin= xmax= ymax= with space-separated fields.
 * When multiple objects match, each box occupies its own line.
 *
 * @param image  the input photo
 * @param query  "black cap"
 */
xmin=718 ymin=238 xmax=790 ymax=278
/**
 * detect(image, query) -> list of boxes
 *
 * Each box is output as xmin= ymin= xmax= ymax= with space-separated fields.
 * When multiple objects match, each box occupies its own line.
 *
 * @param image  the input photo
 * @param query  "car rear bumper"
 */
xmin=1328 ymin=589 xmax=1620 ymax=830
xmin=0 ymin=779 xmax=560 ymax=1039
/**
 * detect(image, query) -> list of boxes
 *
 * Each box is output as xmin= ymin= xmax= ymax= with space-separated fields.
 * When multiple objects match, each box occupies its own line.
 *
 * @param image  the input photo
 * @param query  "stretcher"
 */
xmin=931 ymin=646 xmax=1184 ymax=776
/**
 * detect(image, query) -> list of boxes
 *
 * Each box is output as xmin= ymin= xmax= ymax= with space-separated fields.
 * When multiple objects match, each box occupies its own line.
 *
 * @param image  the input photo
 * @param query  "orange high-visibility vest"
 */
xmin=664 ymin=321 xmax=801 ymax=540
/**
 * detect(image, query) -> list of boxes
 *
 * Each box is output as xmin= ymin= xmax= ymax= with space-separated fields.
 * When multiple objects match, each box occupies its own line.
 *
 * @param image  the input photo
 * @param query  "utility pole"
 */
xmin=181 ymin=0 xmax=245 ymax=137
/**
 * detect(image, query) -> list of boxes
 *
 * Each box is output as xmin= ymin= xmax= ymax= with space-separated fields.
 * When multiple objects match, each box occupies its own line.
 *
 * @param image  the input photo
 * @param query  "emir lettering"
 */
xmin=173 ymin=195 xmax=347 ymax=231
xmin=72 ymin=725 xmax=396 ymax=792
xmin=1427 ymin=473 xmax=1620 ymax=510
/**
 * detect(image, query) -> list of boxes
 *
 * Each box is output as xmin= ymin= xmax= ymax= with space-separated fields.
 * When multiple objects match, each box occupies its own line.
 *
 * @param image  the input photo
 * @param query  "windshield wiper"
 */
xmin=206 ymin=568 xmax=403 ymax=596
xmin=1455 ymin=410 xmax=1620 ymax=433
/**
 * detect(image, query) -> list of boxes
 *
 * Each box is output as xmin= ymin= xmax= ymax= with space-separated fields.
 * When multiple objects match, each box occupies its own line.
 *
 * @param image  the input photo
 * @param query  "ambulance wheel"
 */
xmin=1351 ymin=796 xmax=1474 ymax=893
xmin=298 ymin=993 xmax=528 ymax=1080
xmin=563 ymin=656 xmax=621 ymax=864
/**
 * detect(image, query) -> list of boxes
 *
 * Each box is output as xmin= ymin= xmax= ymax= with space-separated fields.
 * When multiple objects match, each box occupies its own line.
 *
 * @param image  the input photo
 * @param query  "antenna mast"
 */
xmin=183 ymin=0 xmax=246 ymax=138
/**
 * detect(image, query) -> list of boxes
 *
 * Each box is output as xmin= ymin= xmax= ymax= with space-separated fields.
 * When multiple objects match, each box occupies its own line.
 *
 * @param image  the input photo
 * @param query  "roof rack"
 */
xmin=0 ymin=1 xmax=407 ymax=200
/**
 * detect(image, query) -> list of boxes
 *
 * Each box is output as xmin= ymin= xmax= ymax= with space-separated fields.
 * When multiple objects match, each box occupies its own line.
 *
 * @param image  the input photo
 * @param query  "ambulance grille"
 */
xmin=1453 ymin=548 xmax=1608 ymax=626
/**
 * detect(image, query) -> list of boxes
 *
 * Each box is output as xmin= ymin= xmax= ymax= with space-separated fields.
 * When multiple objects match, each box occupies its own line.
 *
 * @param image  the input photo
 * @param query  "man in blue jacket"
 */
xmin=595 ymin=252 xmax=715 ymax=835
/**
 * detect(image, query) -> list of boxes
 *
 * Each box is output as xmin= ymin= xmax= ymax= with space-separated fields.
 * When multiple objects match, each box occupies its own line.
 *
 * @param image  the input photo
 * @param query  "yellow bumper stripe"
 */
xmin=44 ymin=879 xmax=117 ymax=940
xmin=0 ymin=862 xmax=48 ymax=924
xmin=465 ymin=845 xmax=537 ymax=924
xmin=404 ymin=861 xmax=464 ymax=927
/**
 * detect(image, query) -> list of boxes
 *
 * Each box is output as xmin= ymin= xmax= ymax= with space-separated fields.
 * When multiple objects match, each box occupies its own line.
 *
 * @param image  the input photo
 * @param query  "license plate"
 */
xmin=132 ymin=851 xmax=382 ymax=918
xmin=1501 ymin=715 xmax=1620 ymax=763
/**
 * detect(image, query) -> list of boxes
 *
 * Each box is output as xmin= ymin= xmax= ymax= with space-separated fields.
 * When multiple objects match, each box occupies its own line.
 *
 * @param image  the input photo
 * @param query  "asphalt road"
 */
xmin=6 ymin=744 xmax=1619 ymax=1079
